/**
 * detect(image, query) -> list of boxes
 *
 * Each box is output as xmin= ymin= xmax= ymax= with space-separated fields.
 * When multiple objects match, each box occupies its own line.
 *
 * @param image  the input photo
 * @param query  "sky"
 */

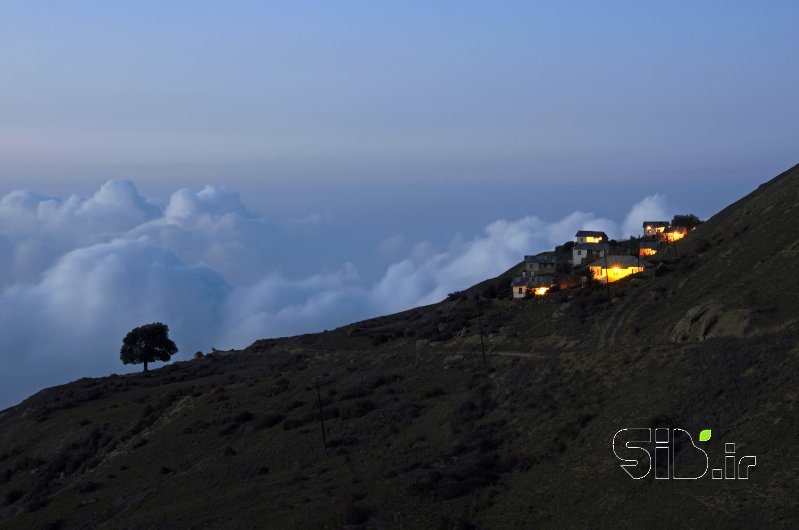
xmin=0 ymin=2 xmax=797 ymax=406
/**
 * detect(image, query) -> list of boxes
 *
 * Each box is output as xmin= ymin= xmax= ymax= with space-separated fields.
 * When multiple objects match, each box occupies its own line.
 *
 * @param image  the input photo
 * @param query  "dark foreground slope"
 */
xmin=1 ymin=165 xmax=798 ymax=529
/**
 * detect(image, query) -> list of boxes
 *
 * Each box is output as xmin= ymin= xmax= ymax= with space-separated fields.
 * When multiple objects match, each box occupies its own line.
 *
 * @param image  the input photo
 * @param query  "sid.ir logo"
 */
xmin=612 ymin=428 xmax=756 ymax=480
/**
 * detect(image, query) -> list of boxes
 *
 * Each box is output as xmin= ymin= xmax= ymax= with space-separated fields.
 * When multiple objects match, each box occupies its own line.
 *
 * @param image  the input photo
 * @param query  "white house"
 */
xmin=511 ymin=275 xmax=555 ymax=298
xmin=572 ymin=242 xmax=609 ymax=265
xmin=643 ymin=221 xmax=669 ymax=237
xmin=575 ymin=230 xmax=608 ymax=244
xmin=588 ymin=255 xmax=652 ymax=283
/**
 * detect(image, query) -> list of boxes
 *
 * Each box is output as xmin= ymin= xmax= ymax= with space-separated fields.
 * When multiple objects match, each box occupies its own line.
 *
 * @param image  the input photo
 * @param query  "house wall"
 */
xmin=526 ymin=261 xmax=556 ymax=273
xmin=644 ymin=225 xmax=667 ymax=236
xmin=572 ymin=248 xmax=607 ymax=265
xmin=512 ymin=286 xmax=528 ymax=299
xmin=589 ymin=265 xmax=645 ymax=283
xmin=665 ymin=228 xmax=687 ymax=242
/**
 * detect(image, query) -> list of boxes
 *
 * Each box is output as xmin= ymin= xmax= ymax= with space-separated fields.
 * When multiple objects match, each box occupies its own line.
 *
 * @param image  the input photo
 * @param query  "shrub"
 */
xmin=285 ymin=400 xmax=305 ymax=410
xmin=342 ymin=400 xmax=377 ymax=419
xmin=76 ymin=480 xmax=101 ymax=493
xmin=218 ymin=423 xmax=239 ymax=436
xmin=233 ymin=411 xmax=255 ymax=423
xmin=282 ymin=419 xmax=302 ymax=430
xmin=345 ymin=504 xmax=370 ymax=525
xmin=254 ymin=414 xmax=286 ymax=431
xmin=424 ymin=387 xmax=447 ymax=398
xmin=3 ymin=489 xmax=23 ymax=505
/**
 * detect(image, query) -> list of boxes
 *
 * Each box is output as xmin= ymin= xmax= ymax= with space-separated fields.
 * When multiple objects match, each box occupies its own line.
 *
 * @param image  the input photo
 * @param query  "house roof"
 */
xmin=524 ymin=252 xmax=556 ymax=264
xmin=587 ymin=255 xmax=653 ymax=269
xmin=643 ymin=221 xmax=670 ymax=228
xmin=575 ymin=230 xmax=608 ymax=238
xmin=511 ymin=275 xmax=555 ymax=287
xmin=528 ymin=276 xmax=554 ymax=287
xmin=574 ymin=242 xmax=609 ymax=251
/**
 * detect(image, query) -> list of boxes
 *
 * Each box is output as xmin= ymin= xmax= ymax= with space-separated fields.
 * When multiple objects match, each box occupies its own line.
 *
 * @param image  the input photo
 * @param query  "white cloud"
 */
xmin=0 ymin=180 xmax=675 ymax=406
xmin=621 ymin=194 xmax=672 ymax=238
xmin=376 ymin=234 xmax=406 ymax=259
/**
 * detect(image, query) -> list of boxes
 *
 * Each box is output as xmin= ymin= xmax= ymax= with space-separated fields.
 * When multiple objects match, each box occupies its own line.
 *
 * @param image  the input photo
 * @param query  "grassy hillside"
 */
xmin=1 ymin=165 xmax=798 ymax=528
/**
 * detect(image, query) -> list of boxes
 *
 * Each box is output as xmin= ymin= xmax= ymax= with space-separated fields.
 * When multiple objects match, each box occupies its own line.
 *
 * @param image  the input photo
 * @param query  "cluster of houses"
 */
xmin=511 ymin=220 xmax=690 ymax=298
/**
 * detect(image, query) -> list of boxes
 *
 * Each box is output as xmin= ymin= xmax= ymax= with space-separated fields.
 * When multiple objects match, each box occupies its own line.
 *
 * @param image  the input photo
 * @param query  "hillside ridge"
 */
xmin=1 ymin=164 xmax=798 ymax=528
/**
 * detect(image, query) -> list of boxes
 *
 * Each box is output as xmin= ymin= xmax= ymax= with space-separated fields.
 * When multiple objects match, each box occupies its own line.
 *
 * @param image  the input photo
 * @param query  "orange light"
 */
xmin=666 ymin=230 xmax=686 ymax=242
xmin=534 ymin=287 xmax=549 ymax=296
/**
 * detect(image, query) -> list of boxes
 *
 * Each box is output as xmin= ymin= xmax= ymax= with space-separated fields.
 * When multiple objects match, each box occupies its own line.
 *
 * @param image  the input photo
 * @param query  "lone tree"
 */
xmin=120 ymin=322 xmax=178 ymax=372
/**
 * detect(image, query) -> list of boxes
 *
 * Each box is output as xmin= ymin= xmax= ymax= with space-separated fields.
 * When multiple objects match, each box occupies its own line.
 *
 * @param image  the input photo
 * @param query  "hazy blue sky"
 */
xmin=2 ymin=2 xmax=797 ymax=196
xmin=0 ymin=2 xmax=797 ymax=405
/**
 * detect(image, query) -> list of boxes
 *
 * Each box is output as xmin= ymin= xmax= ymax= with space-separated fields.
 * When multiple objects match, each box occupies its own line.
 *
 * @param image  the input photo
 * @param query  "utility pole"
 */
xmin=316 ymin=380 xmax=328 ymax=453
xmin=478 ymin=310 xmax=487 ymax=368
xmin=637 ymin=237 xmax=641 ymax=269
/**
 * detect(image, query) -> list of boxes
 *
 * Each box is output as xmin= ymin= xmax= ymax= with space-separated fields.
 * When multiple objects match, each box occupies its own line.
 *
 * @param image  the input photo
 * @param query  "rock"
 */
xmin=686 ymin=305 xmax=708 ymax=321
xmin=443 ymin=354 xmax=463 ymax=364
xmin=551 ymin=302 xmax=571 ymax=320
xmin=670 ymin=304 xmax=750 ymax=343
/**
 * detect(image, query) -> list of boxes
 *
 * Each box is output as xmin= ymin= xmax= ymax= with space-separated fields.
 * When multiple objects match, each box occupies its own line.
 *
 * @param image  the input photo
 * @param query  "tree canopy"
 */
xmin=671 ymin=214 xmax=702 ymax=229
xmin=120 ymin=322 xmax=178 ymax=372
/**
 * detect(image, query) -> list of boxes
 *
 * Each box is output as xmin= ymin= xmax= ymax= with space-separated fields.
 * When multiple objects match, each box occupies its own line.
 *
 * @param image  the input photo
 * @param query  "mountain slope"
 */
xmin=0 ymin=165 xmax=798 ymax=528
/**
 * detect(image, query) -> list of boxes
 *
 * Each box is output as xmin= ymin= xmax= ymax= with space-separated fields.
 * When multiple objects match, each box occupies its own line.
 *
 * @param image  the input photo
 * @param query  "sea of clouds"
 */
xmin=0 ymin=180 xmax=671 ymax=405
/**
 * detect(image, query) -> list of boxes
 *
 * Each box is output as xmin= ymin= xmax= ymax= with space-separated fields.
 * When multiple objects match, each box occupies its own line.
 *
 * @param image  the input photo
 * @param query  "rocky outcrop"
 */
xmin=670 ymin=304 xmax=750 ymax=343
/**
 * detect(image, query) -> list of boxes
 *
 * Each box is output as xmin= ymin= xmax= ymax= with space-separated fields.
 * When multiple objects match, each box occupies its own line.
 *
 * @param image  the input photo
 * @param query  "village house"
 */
xmin=512 ymin=213 xmax=694 ymax=298
xmin=575 ymin=230 xmax=608 ymax=244
xmin=511 ymin=275 xmax=555 ymax=298
xmin=511 ymin=277 xmax=527 ymax=298
xmin=587 ymin=255 xmax=651 ymax=283
xmin=523 ymin=252 xmax=557 ymax=275
xmin=638 ymin=240 xmax=660 ymax=257
xmin=643 ymin=221 xmax=669 ymax=237
xmin=572 ymin=242 xmax=609 ymax=266
xmin=664 ymin=225 xmax=688 ymax=242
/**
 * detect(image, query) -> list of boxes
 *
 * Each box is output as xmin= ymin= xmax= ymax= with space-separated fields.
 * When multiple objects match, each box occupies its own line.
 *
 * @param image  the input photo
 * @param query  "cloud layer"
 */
xmin=0 ymin=181 xmax=671 ymax=406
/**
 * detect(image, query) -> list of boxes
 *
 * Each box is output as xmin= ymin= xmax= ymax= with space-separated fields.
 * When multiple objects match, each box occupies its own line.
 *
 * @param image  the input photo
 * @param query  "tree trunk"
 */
xmin=144 ymin=361 xmax=148 ymax=373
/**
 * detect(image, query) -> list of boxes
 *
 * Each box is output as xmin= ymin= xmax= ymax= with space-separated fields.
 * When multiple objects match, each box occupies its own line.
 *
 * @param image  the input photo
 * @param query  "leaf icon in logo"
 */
xmin=699 ymin=429 xmax=711 ymax=442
